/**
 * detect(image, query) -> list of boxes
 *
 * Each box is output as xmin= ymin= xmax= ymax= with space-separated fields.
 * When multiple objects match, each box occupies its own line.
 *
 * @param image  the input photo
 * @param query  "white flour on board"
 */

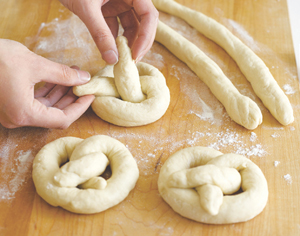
xmin=283 ymin=174 xmax=292 ymax=184
xmin=108 ymin=128 xmax=268 ymax=176
xmin=0 ymin=145 xmax=34 ymax=201
xmin=25 ymin=14 xmax=104 ymax=73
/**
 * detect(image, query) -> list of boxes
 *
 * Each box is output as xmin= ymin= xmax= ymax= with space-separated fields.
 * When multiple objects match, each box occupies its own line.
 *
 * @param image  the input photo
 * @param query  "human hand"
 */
xmin=0 ymin=39 xmax=95 ymax=129
xmin=59 ymin=0 xmax=159 ymax=64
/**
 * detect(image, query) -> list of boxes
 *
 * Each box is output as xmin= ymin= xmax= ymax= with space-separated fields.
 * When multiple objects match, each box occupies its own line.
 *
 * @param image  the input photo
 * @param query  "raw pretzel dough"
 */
xmin=156 ymin=21 xmax=262 ymax=130
xmin=153 ymin=0 xmax=294 ymax=127
xmin=32 ymin=135 xmax=139 ymax=214
xmin=158 ymin=146 xmax=268 ymax=224
xmin=73 ymin=36 xmax=170 ymax=127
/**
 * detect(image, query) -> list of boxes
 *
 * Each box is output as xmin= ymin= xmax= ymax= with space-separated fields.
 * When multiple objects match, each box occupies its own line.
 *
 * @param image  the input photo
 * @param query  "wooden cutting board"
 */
xmin=0 ymin=0 xmax=299 ymax=235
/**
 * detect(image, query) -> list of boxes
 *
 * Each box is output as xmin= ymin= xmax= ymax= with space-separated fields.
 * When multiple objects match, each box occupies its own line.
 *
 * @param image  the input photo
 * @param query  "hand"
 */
xmin=59 ymin=0 xmax=159 ymax=64
xmin=0 ymin=39 xmax=95 ymax=129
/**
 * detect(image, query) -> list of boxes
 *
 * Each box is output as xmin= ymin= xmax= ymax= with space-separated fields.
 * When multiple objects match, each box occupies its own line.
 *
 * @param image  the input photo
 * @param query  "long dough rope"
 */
xmin=153 ymin=0 xmax=294 ymax=127
xmin=156 ymin=21 xmax=262 ymax=130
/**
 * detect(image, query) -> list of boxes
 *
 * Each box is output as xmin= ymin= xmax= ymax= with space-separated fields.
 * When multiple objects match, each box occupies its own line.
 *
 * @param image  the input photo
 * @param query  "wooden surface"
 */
xmin=0 ymin=0 xmax=300 ymax=235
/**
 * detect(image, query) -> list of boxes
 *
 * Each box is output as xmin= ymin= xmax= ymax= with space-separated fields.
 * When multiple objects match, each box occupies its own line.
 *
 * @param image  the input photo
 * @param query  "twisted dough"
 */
xmin=32 ymin=135 xmax=139 ymax=214
xmin=74 ymin=36 xmax=170 ymax=127
xmin=153 ymin=0 xmax=294 ymax=128
xmin=158 ymin=146 xmax=268 ymax=224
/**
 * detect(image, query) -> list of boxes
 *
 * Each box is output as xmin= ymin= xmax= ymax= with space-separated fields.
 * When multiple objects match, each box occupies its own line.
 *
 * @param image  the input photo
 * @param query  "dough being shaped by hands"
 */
xmin=32 ymin=135 xmax=139 ymax=214
xmin=158 ymin=146 xmax=268 ymax=224
xmin=153 ymin=0 xmax=294 ymax=128
xmin=74 ymin=36 xmax=170 ymax=127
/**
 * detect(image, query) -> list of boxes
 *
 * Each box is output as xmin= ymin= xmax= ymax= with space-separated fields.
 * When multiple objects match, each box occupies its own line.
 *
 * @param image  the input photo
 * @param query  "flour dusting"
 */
xmin=0 ymin=150 xmax=34 ymax=200
xmin=283 ymin=84 xmax=296 ymax=95
xmin=25 ymin=14 xmax=104 ymax=73
xmin=283 ymin=174 xmax=292 ymax=185
xmin=108 ymin=128 xmax=267 ymax=176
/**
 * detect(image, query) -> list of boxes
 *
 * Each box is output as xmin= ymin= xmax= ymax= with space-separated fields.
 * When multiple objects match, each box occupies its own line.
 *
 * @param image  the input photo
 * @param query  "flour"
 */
xmin=106 ymin=127 xmax=268 ymax=176
xmin=283 ymin=84 xmax=296 ymax=95
xmin=25 ymin=14 xmax=105 ymax=74
xmin=0 ymin=150 xmax=34 ymax=200
xmin=250 ymin=132 xmax=257 ymax=142
xmin=283 ymin=174 xmax=292 ymax=184
xmin=274 ymin=161 xmax=280 ymax=167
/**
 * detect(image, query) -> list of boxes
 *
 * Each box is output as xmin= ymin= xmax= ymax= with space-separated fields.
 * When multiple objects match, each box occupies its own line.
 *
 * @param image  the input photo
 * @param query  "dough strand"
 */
xmin=156 ymin=21 xmax=262 ymax=130
xmin=153 ymin=0 xmax=294 ymax=126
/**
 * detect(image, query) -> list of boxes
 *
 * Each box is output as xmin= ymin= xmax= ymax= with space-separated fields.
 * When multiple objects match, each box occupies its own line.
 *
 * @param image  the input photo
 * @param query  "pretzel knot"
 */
xmin=73 ymin=36 xmax=170 ymax=127
xmin=158 ymin=147 xmax=268 ymax=224
xmin=32 ymin=135 xmax=139 ymax=214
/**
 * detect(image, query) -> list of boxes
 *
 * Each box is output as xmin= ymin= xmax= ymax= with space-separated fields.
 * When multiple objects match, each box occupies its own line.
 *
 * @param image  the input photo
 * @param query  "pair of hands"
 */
xmin=0 ymin=0 xmax=158 ymax=129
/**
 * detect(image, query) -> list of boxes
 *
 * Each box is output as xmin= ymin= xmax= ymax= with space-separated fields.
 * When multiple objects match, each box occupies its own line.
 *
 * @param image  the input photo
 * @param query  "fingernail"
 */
xmin=76 ymin=69 xmax=91 ymax=82
xmin=102 ymin=50 xmax=118 ymax=65
xmin=135 ymin=51 xmax=146 ymax=63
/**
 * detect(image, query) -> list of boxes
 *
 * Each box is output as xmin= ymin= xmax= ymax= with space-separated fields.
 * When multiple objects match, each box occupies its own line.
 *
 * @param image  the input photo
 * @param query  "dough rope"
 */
xmin=158 ymin=146 xmax=268 ymax=224
xmin=153 ymin=0 xmax=294 ymax=127
xmin=32 ymin=135 xmax=139 ymax=214
xmin=74 ymin=36 xmax=170 ymax=127
xmin=156 ymin=20 xmax=262 ymax=130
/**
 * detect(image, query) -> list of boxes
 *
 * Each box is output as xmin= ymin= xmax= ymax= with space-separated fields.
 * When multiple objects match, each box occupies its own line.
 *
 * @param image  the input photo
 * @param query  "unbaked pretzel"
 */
xmin=73 ymin=36 xmax=170 ymax=127
xmin=32 ymin=135 xmax=139 ymax=214
xmin=158 ymin=146 xmax=268 ymax=224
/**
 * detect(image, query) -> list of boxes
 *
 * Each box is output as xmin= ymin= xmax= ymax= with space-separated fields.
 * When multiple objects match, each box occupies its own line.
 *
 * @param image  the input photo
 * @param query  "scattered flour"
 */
xmin=107 ymin=128 xmax=267 ymax=176
xmin=283 ymin=84 xmax=296 ymax=95
xmin=274 ymin=161 xmax=280 ymax=167
xmin=25 ymin=14 xmax=104 ymax=73
xmin=283 ymin=174 xmax=292 ymax=184
xmin=0 ymin=150 xmax=34 ymax=200
xmin=250 ymin=132 xmax=257 ymax=142
xmin=271 ymin=133 xmax=280 ymax=138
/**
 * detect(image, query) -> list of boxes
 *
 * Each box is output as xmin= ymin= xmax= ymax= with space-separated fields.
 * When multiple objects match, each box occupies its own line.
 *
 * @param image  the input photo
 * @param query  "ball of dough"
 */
xmin=32 ymin=135 xmax=139 ymax=214
xmin=73 ymin=36 xmax=170 ymax=127
xmin=158 ymin=146 xmax=268 ymax=224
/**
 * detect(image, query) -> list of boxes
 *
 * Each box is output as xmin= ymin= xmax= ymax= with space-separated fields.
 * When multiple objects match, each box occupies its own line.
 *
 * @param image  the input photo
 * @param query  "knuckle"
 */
xmin=91 ymin=29 xmax=111 ymax=45
xmin=60 ymin=64 xmax=73 ymax=83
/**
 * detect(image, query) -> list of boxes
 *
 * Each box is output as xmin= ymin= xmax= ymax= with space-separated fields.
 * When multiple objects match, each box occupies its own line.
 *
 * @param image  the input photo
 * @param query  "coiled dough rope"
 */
xmin=74 ymin=36 xmax=170 ymax=127
xmin=32 ymin=135 xmax=139 ymax=214
xmin=153 ymin=0 xmax=294 ymax=128
xmin=158 ymin=146 xmax=268 ymax=224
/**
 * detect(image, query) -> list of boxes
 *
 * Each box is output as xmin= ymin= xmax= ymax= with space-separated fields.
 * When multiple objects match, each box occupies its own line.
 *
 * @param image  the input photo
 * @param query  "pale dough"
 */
xmin=158 ymin=146 xmax=268 ymax=224
xmin=73 ymin=36 xmax=170 ymax=127
xmin=153 ymin=0 xmax=294 ymax=127
xmin=32 ymin=135 xmax=139 ymax=214
xmin=156 ymin=20 xmax=262 ymax=130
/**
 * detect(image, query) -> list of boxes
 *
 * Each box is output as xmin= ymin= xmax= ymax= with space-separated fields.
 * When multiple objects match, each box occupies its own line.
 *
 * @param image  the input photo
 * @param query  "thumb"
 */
xmin=37 ymin=57 xmax=91 ymax=86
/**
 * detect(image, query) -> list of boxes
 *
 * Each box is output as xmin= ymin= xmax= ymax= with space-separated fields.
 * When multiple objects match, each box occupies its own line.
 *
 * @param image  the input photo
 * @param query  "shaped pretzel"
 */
xmin=32 ymin=135 xmax=139 ymax=214
xmin=158 ymin=146 xmax=268 ymax=224
xmin=73 ymin=36 xmax=170 ymax=127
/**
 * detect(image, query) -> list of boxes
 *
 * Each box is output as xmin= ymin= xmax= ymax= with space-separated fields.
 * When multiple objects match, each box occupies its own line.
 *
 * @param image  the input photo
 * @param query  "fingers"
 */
xmin=77 ymin=1 xmax=119 ymax=64
xmin=118 ymin=9 xmax=139 ymax=48
xmin=36 ymin=58 xmax=91 ymax=86
xmin=30 ymin=95 xmax=95 ymax=129
xmin=35 ymin=85 xmax=70 ymax=107
xmin=105 ymin=17 xmax=119 ymax=39
xmin=130 ymin=0 xmax=159 ymax=61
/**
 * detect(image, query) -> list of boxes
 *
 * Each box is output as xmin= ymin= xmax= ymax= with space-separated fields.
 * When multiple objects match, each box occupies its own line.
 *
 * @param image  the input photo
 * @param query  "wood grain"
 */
xmin=0 ymin=0 xmax=299 ymax=235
